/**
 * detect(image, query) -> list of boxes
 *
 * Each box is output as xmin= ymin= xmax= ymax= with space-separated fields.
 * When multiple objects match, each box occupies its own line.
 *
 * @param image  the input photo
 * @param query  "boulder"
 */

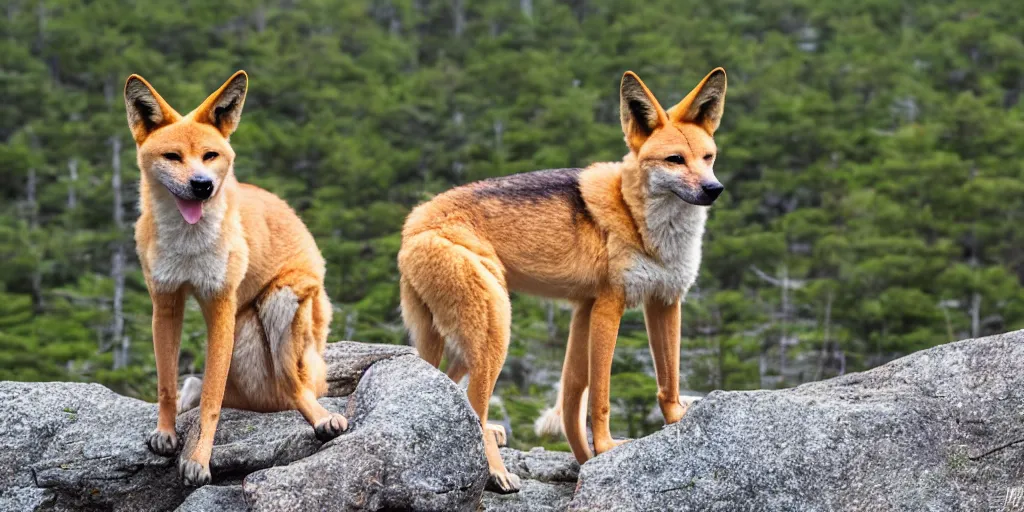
xmin=0 ymin=342 xmax=489 ymax=511
xmin=241 ymin=355 xmax=487 ymax=511
xmin=482 ymin=448 xmax=579 ymax=512
xmin=176 ymin=485 xmax=247 ymax=512
xmin=570 ymin=331 xmax=1024 ymax=511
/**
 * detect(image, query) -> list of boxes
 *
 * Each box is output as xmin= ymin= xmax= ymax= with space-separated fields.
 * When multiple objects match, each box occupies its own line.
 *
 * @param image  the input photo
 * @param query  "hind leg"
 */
xmin=462 ymin=290 xmax=519 ymax=493
xmin=294 ymin=328 xmax=347 ymax=441
xmin=226 ymin=277 xmax=346 ymax=441
xmin=300 ymin=390 xmax=347 ymax=441
xmin=448 ymin=267 xmax=518 ymax=490
xmin=400 ymin=235 xmax=520 ymax=493
xmin=448 ymin=357 xmax=505 ymax=447
xmin=561 ymin=299 xmax=595 ymax=463
xmin=266 ymin=283 xmax=347 ymax=441
xmin=401 ymin=277 xmax=445 ymax=368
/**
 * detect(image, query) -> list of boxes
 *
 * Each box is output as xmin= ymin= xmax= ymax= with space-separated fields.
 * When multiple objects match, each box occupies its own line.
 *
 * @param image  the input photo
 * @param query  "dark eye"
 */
xmin=203 ymin=152 xmax=219 ymax=161
xmin=163 ymin=153 xmax=182 ymax=162
xmin=665 ymin=155 xmax=685 ymax=165
xmin=704 ymin=153 xmax=715 ymax=162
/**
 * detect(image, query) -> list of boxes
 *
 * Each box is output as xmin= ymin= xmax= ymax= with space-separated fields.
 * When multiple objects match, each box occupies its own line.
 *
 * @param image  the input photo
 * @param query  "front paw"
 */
xmin=179 ymin=458 xmax=211 ymax=487
xmin=147 ymin=429 xmax=179 ymax=456
xmin=314 ymin=413 xmax=349 ymax=442
xmin=486 ymin=469 xmax=522 ymax=494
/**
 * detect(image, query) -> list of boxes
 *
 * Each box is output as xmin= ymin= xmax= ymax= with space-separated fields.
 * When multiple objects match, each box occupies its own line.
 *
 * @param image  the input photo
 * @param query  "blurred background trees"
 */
xmin=2 ymin=0 xmax=1024 ymax=449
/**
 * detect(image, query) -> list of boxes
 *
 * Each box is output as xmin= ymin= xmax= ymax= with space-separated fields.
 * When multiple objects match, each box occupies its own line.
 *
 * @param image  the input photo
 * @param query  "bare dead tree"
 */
xmin=66 ymin=158 xmax=77 ymax=209
xmin=26 ymin=164 xmax=45 ymax=313
xmin=750 ymin=264 xmax=803 ymax=386
xmin=520 ymin=0 xmax=533 ymax=19
xmin=452 ymin=0 xmax=464 ymax=38
xmin=344 ymin=309 xmax=358 ymax=341
xmin=813 ymin=289 xmax=834 ymax=382
xmin=105 ymin=78 xmax=129 ymax=369
xmin=968 ymin=165 xmax=981 ymax=339
xmin=546 ymin=301 xmax=557 ymax=342
xmin=110 ymin=134 xmax=128 ymax=369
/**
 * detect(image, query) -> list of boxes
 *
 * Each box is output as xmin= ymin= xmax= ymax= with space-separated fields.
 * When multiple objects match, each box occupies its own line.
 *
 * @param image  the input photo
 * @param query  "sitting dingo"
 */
xmin=125 ymin=71 xmax=346 ymax=486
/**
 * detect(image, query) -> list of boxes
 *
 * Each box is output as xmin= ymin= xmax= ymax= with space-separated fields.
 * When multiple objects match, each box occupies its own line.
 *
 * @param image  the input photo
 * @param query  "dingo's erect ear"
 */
xmin=620 ymin=71 xmax=669 ymax=153
xmin=192 ymin=70 xmax=248 ymax=138
xmin=668 ymin=68 xmax=727 ymax=134
xmin=124 ymin=75 xmax=182 ymax=145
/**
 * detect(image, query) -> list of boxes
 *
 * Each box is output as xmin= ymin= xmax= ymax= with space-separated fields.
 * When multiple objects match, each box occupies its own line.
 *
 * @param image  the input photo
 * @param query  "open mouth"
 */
xmin=160 ymin=175 xmax=214 ymax=225
xmin=164 ymin=184 xmax=205 ymax=225
xmin=173 ymin=195 xmax=204 ymax=224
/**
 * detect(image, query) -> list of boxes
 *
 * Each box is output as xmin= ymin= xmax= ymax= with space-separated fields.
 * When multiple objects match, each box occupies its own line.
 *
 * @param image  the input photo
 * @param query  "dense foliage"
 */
xmin=3 ymin=0 xmax=1024 ymax=449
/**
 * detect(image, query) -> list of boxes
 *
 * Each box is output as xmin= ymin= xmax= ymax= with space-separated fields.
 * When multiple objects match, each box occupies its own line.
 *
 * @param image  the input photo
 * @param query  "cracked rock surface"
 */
xmin=482 ymin=448 xmax=579 ymax=511
xmin=7 ymin=331 xmax=1024 ymax=511
xmin=569 ymin=331 xmax=1024 ymax=511
xmin=0 ymin=342 xmax=493 ymax=511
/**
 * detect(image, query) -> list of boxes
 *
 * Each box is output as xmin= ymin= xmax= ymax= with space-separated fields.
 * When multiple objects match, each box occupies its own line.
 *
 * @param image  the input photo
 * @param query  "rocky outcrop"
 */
xmin=0 ymin=342 xmax=496 ymax=511
xmin=570 ymin=330 xmax=1024 ymax=511
xmin=6 ymin=331 xmax=1024 ymax=511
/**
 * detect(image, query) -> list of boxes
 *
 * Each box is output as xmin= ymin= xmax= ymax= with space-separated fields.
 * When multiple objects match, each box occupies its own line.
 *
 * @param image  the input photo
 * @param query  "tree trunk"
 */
xmin=626 ymin=407 xmax=635 ymax=438
xmin=758 ymin=352 xmax=766 ymax=389
xmin=546 ymin=301 xmax=557 ymax=342
xmin=520 ymin=0 xmax=533 ymax=19
xmin=66 ymin=157 xmax=77 ymax=209
xmin=813 ymin=290 xmax=833 ymax=382
xmin=255 ymin=5 xmax=267 ymax=33
xmin=344 ymin=309 xmax=358 ymax=341
xmin=493 ymin=119 xmax=504 ymax=153
xmin=111 ymin=245 xmax=127 ymax=368
xmin=27 ymin=165 xmax=45 ymax=313
xmin=452 ymin=0 xmax=464 ymax=38
xmin=25 ymin=166 xmax=37 ymax=229
xmin=780 ymin=265 xmax=788 ymax=382
xmin=26 ymin=167 xmax=38 ymax=229
xmin=716 ymin=334 xmax=724 ymax=389
xmin=968 ymin=165 xmax=981 ymax=339
xmin=970 ymin=291 xmax=981 ymax=338
xmin=110 ymin=135 xmax=128 ymax=369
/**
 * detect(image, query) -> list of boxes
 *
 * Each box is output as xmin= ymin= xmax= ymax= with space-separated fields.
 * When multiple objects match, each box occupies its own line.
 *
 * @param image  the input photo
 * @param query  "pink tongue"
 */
xmin=174 ymin=197 xmax=203 ymax=225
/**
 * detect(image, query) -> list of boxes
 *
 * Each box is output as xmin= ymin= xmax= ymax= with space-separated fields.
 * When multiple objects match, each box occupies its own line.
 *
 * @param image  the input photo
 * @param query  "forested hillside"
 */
xmin=3 ymin=0 xmax=1024 ymax=448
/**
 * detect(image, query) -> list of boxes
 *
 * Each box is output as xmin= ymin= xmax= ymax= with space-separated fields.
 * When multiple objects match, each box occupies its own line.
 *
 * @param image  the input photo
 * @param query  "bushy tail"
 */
xmin=176 ymin=376 xmax=202 ymax=414
xmin=533 ymin=387 xmax=588 ymax=438
xmin=534 ymin=403 xmax=563 ymax=437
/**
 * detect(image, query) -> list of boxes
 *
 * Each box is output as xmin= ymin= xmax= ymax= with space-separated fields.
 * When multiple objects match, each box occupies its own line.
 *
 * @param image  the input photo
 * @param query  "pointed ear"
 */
xmin=124 ymin=75 xmax=181 ymax=144
xmin=192 ymin=70 xmax=248 ymax=137
xmin=668 ymin=67 xmax=727 ymax=134
xmin=620 ymin=71 xmax=669 ymax=153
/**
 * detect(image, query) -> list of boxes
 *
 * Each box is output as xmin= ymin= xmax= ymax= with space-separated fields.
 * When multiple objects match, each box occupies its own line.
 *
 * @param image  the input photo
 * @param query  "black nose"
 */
xmin=702 ymin=182 xmax=725 ymax=201
xmin=189 ymin=176 xmax=214 ymax=200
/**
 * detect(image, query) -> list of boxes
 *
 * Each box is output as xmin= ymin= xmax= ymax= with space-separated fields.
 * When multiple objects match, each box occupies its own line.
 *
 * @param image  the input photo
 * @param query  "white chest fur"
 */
xmin=147 ymin=197 xmax=230 ymax=299
xmin=622 ymin=194 xmax=707 ymax=307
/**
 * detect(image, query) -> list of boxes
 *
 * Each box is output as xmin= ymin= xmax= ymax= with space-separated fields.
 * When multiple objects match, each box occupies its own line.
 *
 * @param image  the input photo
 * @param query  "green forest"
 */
xmin=3 ymin=0 xmax=1024 ymax=450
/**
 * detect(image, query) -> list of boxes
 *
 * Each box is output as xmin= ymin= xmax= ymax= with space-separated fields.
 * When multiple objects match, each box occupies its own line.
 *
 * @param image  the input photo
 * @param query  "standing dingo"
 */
xmin=398 ymin=68 xmax=728 ymax=491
